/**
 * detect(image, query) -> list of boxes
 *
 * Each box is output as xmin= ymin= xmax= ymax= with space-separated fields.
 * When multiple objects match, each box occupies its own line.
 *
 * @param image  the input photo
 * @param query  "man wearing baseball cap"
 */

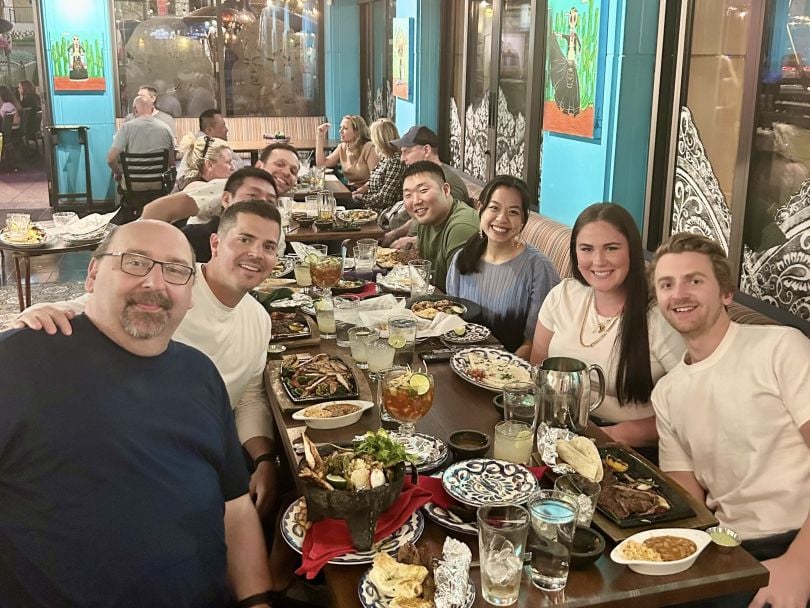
xmin=392 ymin=125 xmax=470 ymax=205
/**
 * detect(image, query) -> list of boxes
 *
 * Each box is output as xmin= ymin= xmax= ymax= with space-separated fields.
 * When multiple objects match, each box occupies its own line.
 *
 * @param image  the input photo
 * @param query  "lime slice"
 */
xmin=453 ymin=326 xmax=467 ymax=336
xmin=325 ymin=474 xmax=347 ymax=489
xmin=303 ymin=253 xmax=320 ymax=265
xmin=388 ymin=335 xmax=407 ymax=349
xmin=408 ymin=373 xmax=431 ymax=396
xmin=315 ymin=299 xmax=332 ymax=311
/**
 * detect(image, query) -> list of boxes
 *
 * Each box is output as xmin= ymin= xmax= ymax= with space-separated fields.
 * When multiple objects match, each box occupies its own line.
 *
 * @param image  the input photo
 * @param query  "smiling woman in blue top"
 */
xmin=447 ymin=175 xmax=560 ymax=358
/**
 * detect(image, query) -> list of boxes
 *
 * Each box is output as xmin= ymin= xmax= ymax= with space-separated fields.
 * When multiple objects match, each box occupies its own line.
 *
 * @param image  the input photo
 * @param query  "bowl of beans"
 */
xmin=610 ymin=528 xmax=712 ymax=575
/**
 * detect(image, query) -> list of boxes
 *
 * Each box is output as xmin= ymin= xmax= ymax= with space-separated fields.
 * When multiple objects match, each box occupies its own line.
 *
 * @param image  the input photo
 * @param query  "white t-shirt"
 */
xmin=652 ymin=322 xmax=810 ymax=540
xmin=184 ymin=179 xmax=227 ymax=225
xmin=537 ymin=278 xmax=685 ymax=423
xmin=174 ymin=264 xmax=274 ymax=443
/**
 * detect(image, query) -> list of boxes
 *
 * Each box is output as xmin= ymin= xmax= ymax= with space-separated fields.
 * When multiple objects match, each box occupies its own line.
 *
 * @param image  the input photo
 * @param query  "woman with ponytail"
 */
xmin=446 ymin=175 xmax=560 ymax=358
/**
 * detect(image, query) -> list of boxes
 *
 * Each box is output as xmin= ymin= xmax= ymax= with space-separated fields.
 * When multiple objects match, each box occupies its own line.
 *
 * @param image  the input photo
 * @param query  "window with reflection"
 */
xmin=113 ymin=0 xmax=322 ymax=118
xmin=742 ymin=1 xmax=810 ymax=320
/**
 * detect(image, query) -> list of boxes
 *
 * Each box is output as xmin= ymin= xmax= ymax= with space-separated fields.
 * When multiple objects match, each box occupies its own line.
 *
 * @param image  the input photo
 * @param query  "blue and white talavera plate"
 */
xmin=280 ymin=497 xmax=425 ymax=565
xmin=449 ymin=347 xmax=533 ymax=392
xmin=441 ymin=323 xmax=492 ymax=345
xmin=358 ymin=568 xmax=475 ymax=608
xmin=441 ymin=458 xmax=538 ymax=507
xmin=271 ymin=256 xmax=295 ymax=278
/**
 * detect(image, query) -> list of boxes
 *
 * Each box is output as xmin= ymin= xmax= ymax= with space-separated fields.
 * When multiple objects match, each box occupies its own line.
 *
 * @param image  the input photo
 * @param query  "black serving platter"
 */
xmin=406 ymin=295 xmax=482 ymax=323
xmin=596 ymin=446 xmax=695 ymax=528
xmin=279 ymin=355 xmax=360 ymax=404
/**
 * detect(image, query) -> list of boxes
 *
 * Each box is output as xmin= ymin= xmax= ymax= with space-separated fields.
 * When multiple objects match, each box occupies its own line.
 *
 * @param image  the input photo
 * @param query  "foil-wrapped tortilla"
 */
xmin=434 ymin=537 xmax=471 ymax=608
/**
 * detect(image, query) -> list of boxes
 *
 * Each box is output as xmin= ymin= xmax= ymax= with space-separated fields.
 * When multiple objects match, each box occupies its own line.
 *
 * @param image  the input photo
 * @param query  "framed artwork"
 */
xmin=50 ymin=33 xmax=106 ymax=92
xmin=543 ymin=0 xmax=602 ymax=138
xmin=392 ymin=17 xmax=414 ymax=101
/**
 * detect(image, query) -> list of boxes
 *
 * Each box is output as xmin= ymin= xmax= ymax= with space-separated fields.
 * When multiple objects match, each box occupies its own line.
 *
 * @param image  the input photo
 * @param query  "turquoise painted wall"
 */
xmin=41 ymin=0 xmax=116 ymax=203
xmin=539 ymin=0 xmax=659 ymax=228
xmin=323 ymin=0 xmax=361 ymax=138
xmin=394 ymin=0 xmax=440 ymax=134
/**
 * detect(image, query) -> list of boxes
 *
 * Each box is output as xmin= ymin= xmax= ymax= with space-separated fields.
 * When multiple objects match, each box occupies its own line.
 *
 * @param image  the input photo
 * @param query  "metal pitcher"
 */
xmin=534 ymin=357 xmax=605 ymax=433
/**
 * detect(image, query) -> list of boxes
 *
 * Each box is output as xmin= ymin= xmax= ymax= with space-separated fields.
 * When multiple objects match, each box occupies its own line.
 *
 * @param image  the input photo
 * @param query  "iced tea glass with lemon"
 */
xmin=381 ymin=368 xmax=434 ymax=436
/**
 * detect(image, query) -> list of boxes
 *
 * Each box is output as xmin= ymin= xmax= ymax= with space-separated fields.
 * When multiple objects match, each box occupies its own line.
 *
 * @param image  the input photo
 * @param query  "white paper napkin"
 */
xmin=358 ymin=309 xmax=465 ymax=339
xmin=49 ymin=211 xmax=117 ymax=236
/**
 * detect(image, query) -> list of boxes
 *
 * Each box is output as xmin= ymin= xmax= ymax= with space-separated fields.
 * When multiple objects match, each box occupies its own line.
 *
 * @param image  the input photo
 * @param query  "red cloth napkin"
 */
xmin=295 ymin=482 xmax=433 ymax=579
xmin=417 ymin=466 xmax=548 ymax=509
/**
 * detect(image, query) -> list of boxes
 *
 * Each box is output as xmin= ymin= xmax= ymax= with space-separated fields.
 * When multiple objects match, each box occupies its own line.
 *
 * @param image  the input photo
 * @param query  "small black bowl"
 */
xmin=571 ymin=526 xmax=605 ymax=569
xmin=293 ymin=215 xmax=315 ymax=229
xmin=448 ymin=430 xmax=491 ymax=459
xmin=314 ymin=220 xmax=334 ymax=231
xmin=492 ymin=393 xmax=504 ymax=415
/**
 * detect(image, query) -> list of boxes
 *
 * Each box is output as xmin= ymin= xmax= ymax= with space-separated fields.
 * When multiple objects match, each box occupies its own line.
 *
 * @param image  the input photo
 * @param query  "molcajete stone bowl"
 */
xmin=299 ymin=458 xmax=417 ymax=551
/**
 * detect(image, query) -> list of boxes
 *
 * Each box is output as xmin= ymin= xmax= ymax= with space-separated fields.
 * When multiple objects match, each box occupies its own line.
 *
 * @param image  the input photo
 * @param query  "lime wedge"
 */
xmin=408 ymin=373 xmax=431 ymax=395
xmin=325 ymin=474 xmax=347 ymax=489
xmin=303 ymin=253 xmax=320 ymax=264
xmin=453 ymin=326 xmax=467 ymax=336
xmin=388 ymin=335 xmax=407 ymax=349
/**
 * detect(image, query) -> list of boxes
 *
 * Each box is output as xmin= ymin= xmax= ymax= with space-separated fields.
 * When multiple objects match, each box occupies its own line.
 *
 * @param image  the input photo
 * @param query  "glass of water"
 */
xmin=408 ymin=259 xmax=432 ymax=297
xmin=502 ymin=382 xmax=539 ymax=429
xmin=526 ymin=490 xmax=579 ymax=592
xmin=334 ymin=296 xmax=359 ymax=347
xmin=348 ymin=327 xmax=379 ymax=369
xmin=477 ymin=504 xmax=530 ymax=606
xmin=315 ymin=296 xmax=336 ymax=339
xmin=554 ymin=473 xmax=601 ymax=527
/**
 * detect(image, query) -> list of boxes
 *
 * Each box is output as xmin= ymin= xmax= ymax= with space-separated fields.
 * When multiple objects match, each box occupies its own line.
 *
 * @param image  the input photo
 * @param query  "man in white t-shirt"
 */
xmin=650 ymin=232 xmax=810 ymax=608
xmin=13 ymin=201 xmax=283 ymax=521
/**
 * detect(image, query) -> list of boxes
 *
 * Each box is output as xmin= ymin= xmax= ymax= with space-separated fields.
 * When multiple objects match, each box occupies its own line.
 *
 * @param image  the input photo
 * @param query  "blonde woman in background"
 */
xmin=315 ymin=115 xmax=378 ymax=189
xmin=352 ymin=118 xmax=405 ymax=212
xmin=176 ymin=134 xmax=234 ymax=191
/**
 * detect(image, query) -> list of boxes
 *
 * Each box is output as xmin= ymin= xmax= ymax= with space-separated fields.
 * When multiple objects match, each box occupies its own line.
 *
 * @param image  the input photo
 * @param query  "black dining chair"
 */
xmin=114 ymin=149 xmax=172 ymax=224
xmin=0 ymin=113 xmax=21 ymax=171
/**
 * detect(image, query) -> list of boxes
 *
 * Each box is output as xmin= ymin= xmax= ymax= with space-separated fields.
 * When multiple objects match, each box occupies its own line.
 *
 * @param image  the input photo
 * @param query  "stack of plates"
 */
xmin=63 ymin=227 xmax=108 ymax=244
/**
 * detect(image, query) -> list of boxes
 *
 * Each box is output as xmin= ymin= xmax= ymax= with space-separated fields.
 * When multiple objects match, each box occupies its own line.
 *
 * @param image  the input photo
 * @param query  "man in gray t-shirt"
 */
xmin=108 ymin=95 xmax=175 ymax=191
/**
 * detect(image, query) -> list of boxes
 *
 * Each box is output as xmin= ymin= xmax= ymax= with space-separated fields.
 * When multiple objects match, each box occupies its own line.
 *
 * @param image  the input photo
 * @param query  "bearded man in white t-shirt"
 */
xmin=650 ymin=232 xmax=810 ymax=608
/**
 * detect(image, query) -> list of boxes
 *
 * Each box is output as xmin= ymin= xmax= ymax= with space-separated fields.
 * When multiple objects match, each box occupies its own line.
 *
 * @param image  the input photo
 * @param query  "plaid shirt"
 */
xmin=357 ymin=154 xmax=405 ymax=211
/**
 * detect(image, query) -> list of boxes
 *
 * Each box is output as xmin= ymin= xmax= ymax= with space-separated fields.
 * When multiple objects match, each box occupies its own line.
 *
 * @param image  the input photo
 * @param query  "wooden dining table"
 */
xmin=263 ymin=338 xmax=769 ymax=607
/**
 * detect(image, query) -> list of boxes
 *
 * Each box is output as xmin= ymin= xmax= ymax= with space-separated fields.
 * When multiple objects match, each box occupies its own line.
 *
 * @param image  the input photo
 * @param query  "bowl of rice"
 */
xmin=291 ymin=399 xmax=374 ymax=429
xmin=610 ymin=528 xmax=712 ymax=575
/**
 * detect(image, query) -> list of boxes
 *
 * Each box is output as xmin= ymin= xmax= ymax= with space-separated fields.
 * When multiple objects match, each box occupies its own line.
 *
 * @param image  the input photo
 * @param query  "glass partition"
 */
xmin=112 ymin=0 xmax=322 ymax=118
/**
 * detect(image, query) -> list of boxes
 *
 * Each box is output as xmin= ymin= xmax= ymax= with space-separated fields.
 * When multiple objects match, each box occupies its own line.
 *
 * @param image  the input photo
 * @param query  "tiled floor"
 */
xmin=0 ymin=162 xmax=51 ymax=210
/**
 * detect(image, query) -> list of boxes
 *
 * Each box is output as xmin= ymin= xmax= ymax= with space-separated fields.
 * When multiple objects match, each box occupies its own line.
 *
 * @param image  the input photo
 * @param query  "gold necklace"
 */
xmin=579 ymin=290 xmax=621 ymax=347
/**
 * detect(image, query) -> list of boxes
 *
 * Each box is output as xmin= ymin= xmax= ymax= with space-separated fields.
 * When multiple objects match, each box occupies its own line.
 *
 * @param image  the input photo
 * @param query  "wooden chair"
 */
xmin=115 ymin=149 xmax=171 ymax=224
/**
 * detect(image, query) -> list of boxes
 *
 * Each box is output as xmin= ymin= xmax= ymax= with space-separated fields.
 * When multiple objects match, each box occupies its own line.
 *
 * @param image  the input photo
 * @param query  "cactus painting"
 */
xmin=543 ymin=0 xmax=602 ymax=138
xmin=392 ymin=18 xmax=413 ymax=101
xmin=50 ymin=33 xmax=106 ymax=92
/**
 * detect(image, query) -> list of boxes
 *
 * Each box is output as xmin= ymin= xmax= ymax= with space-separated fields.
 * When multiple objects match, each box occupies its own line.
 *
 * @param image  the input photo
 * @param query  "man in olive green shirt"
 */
xmin=395 ymin=160 xmax=479 ymax=291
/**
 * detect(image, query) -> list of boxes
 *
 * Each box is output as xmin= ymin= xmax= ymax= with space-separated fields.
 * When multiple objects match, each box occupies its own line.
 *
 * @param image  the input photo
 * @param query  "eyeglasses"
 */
xmin=98 ymin=252 xmax=195 ymax=285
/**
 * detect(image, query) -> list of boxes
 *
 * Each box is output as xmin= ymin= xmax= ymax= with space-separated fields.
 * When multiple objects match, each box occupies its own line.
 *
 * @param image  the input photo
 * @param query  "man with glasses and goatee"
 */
xmin=0 ymin=220 xmax=274 ymax=607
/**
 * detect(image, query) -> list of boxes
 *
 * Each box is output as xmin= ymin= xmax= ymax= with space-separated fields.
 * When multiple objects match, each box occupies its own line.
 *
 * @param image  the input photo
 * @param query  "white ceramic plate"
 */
xmin=441 ymin=458 xmax=538 ymax=507
xmin=337 ymin=209 xmax=379 ymax=225
xmin=0 ymin=226 xmax=54 ymax=249
xmin=358 ymin=568 xmax=475 ymax=608
xmin=271 ymin=256 xmax=295 ymax=278
xmin=610 ymin=528 xmax=712 ymax=575
xmin=280 ymin=497 xmax=425 ymax=565
xmin=292 ymin=400 xmax=374 ymax=429
xmin=441 ymin=323 xmax=492 ymax=344
xmin=449 ymin=347 xmax=533 ymax=392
